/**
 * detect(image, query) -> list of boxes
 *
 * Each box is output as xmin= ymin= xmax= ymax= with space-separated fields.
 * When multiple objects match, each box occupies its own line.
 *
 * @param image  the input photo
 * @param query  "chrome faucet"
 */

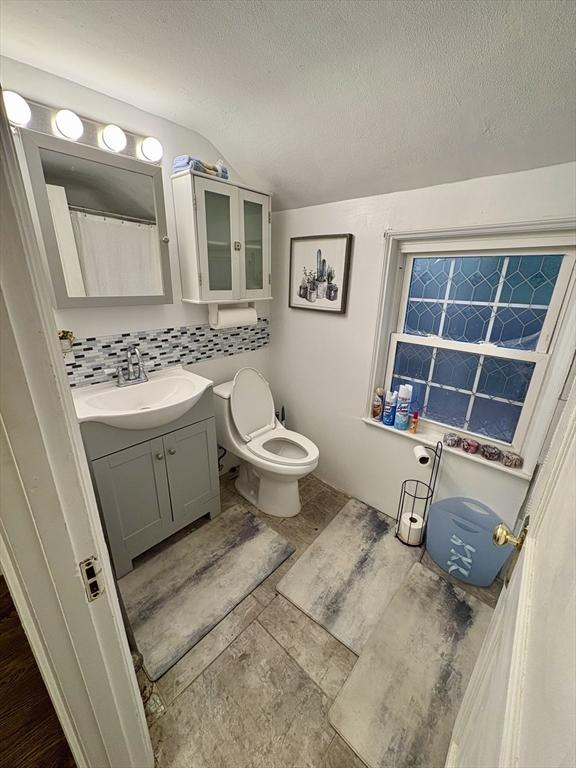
xmin=105 ymin=345 xmax=148 ymax=387
xmin=126 ymin=345 xmax=148 ymax=384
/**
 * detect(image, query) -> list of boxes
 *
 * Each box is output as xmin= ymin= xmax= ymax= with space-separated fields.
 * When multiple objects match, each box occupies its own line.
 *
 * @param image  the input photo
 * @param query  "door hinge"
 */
xmin=268 ymin=211 xmax=271 ymax=224
xmin=268 ymin=273 xmax=271 ymax=284
xmin=193 ymin=195 xmax=197 ymax=210
xmin=199 ymin=273 xmax=203 ymax=286
xmin=79 ymin=556 xmax=104 ymax=602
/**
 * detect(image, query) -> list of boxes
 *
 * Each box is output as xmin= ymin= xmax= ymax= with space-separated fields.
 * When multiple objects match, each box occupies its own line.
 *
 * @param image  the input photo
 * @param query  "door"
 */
xmin=239 ymin=188 xmax=270 ymax=300
xmin=447 ymin=381 xmax=576 ymax=768
xmin=1 ymin=103 xmax=153 ymax=766
xmin=92 ymin=437 xmax=172 ymax=577
xmin=195 ymin=176 xmax=240 ymax=301
xmin=164 ymin=419 xmax=219 ymax=525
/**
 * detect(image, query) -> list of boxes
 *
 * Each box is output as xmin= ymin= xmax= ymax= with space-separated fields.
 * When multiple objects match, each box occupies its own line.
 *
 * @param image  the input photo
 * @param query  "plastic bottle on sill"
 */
xmin=393 ymin=384 xmax=413 ymax=431
xmin=372 ymin=388 xmax=385 ymax=420
xmin=382 ymin=390 xmax=397 ymax=426
xmin=409 ymin=410 xmax=419 ymax=433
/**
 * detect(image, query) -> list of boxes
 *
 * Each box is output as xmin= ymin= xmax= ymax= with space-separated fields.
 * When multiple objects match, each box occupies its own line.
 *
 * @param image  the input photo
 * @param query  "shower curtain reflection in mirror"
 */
xmin=47 ymin=184 xmax=163 ymax=297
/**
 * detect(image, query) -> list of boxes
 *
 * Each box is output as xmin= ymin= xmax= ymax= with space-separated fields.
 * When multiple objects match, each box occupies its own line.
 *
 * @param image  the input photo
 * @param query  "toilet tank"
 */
xmin=212 ymin=380 xmax=234 ymax=446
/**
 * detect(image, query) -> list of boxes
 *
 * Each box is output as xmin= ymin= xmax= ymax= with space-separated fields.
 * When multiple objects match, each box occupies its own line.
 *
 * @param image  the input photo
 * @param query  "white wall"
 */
xmin=270 ymin=163 xmax=576 ymax=527
xmin=1 ymin=56 xmax=270 ymax=381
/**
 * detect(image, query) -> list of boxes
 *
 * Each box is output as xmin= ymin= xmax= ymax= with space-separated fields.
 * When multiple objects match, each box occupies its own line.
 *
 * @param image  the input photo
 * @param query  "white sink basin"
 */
xmin=72 ymin=366 xmax=213 ymax=430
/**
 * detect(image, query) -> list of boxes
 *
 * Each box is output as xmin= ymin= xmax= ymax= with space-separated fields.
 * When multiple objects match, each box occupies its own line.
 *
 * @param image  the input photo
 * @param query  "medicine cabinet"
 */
xmin=172 ymin=172 xmax=271 ymax=303
xmin=19 ymin=129 xmax=172 ymax=308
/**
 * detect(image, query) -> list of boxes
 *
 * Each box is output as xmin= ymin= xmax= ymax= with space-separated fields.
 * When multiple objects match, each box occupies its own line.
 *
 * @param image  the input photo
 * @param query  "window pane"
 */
xmin=404 ymin=301 xmax=442 ymax=336
xmin=426 ymin=388 xmax=469 ymax=428
xmin=477 ymin=357 xmax=535 ymax=401
xmin=431 ymin=348 xmax=478 ymax=389
xmin=406 ymin=254 xmax=562 ymax=349
xmin=443 ymin=304 xmax=492 ymax=343
xmin=449 ymin=256 xmax=503 ymax=302
xmin=499 ymin=254 xmax=562 ymax=305
xmin=393 ymin=342 xmax=433 ymax=380
xmin=390 ymin=340 xmax=535 ymax=443
xmin=468 ymin=399 xmax=522 ymax=443
xmin=408 ymin=258 xmax=451 ymax=300
xmin=490 ymin=307 xmax=547 ymax=351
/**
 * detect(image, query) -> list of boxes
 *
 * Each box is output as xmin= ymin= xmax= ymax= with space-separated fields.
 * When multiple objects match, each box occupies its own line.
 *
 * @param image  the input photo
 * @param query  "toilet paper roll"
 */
xmin=209 ymin=306 xmax=257 ymax=330
xmin=413 ymin=445 xmax=432 ymax=466
xmin=397 ymin=512 xmax=425 ymax=546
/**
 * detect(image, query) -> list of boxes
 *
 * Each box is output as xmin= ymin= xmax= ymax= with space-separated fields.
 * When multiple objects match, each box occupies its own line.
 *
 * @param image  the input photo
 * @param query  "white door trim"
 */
xmin=0 ymin=103 xmax=153 ymax=766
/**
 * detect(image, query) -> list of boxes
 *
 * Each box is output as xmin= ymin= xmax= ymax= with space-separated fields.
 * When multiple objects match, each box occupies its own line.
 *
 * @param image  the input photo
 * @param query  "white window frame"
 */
xmin=366 ymin=221 xmax=576 ymax=475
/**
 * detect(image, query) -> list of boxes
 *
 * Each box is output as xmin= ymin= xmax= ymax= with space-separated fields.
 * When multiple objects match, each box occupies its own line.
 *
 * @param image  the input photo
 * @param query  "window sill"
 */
xmin=361 ymin=417 xmax=533 ymax=481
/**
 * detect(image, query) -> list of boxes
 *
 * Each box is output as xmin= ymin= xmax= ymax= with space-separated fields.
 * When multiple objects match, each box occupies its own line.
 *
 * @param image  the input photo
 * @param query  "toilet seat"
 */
xmin=229 ymin=367 xmax=318 ymax=467
xmin=230 ymin=367 xmax=275 ymax=442
xmin=247 ymin=428 xmax=319 ymax=466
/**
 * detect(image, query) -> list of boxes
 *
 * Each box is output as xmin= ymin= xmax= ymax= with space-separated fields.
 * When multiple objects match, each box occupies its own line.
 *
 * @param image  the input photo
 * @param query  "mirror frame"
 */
xmin=19 ymin=128 xmax=173 ymax=308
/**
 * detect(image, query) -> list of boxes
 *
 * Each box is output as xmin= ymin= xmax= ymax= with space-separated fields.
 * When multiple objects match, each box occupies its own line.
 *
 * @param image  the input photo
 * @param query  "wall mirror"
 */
xmin=19 ymin=130 xmax=172 ymax=307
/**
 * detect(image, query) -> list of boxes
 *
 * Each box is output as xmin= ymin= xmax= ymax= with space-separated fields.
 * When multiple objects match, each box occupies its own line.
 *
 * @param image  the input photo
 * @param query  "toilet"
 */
xmin=213 ymin=367 xmax=319 ymax=517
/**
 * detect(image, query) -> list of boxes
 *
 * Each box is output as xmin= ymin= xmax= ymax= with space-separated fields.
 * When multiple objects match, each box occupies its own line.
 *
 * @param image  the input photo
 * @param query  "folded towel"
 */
xmin=172 ymin=155 xmax=229 ymax=179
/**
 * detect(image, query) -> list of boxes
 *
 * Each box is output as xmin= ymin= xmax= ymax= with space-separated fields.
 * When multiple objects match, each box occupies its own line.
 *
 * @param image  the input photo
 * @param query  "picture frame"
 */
xmin=288 ymin=233 xmax=353 ymax=313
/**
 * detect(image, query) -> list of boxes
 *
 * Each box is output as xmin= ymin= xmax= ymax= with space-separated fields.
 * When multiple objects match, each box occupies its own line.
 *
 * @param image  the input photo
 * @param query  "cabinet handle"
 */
xmin=168 ymin=448 xmax=176 ymax=455
xmin=155 ymin=452 xmax=164 ymax=460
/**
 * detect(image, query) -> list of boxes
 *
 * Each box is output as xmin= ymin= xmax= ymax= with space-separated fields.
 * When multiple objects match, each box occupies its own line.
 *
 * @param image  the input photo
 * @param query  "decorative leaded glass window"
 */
xmin=384 ymin=249 xmax=573 ymax=447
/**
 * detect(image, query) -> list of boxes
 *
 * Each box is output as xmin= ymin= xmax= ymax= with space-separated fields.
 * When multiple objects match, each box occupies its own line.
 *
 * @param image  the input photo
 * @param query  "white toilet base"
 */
xmin=235 ymin=461 xmax=303 ymax=518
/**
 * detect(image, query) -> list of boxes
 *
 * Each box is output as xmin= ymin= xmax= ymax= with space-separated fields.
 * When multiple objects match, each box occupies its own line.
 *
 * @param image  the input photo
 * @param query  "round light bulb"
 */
xmin=3 ymin=91 xmax=31 ymax=126
xmin=102 ymin=124 xmax=127 ymax=152
xmin=55 ymin=109 xmax=84 ymax=140
xmin=140 ymin=136 xmax=163 ymax=162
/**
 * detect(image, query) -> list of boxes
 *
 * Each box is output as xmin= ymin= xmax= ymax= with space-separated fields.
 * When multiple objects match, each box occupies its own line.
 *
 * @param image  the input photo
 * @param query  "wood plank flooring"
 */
xmin=0 ymin=576 xmax=75 ymax=768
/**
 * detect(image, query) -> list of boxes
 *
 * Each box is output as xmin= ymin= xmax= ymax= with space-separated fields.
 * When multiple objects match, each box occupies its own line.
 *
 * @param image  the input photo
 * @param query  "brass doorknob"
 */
xmin=493 ymin=522 xmax=526 ymax=551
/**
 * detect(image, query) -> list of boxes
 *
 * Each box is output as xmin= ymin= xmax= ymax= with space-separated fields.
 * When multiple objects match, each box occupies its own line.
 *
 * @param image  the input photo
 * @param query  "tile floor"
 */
xmin=141 ymin=471 xmax=500 ymax=768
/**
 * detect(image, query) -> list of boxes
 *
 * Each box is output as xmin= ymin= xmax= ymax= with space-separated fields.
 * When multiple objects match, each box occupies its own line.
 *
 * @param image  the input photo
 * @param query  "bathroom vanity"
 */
xmin=75 ymin=371 xmax=221 ymax=578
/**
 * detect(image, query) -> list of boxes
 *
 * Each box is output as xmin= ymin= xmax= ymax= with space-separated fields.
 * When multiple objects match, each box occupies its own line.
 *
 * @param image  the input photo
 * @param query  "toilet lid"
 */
xmin=230 ymin=368 xmax=275 ymax=442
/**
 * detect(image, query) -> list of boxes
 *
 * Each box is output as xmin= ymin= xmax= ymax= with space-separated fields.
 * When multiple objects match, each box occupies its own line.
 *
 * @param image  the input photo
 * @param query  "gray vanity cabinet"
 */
xmin=82 ymin=391 xmax=221 ymax=578
xmin=92 ymin=437 xmax=173 ymax=577
xmin=164 ymin=420 xmax=219 ymax=524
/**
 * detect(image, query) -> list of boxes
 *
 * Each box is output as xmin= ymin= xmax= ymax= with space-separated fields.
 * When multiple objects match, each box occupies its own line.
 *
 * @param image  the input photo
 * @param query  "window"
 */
xmin=377 ymin=227 xmax=575 ymax=456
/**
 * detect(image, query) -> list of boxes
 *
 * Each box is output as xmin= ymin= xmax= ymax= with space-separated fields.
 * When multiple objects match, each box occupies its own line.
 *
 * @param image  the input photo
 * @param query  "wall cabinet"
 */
xmin=172 ymin=171 xmax=271 ymax=303
xmin=83 ymin=393 xmax=220 ymax=578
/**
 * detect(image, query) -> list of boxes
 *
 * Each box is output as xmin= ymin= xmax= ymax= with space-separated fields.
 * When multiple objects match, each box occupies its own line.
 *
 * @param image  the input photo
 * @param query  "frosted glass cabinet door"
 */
xmin=239 ymin=188 xmax=270 ymax=299
xmin=195 ymin=177 xmax=240 ymax=301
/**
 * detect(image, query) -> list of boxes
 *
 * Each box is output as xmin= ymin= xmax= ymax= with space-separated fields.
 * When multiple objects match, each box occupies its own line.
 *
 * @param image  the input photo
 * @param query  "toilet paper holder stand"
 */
xmin=394 ymin=441 xmax=443 ymax=547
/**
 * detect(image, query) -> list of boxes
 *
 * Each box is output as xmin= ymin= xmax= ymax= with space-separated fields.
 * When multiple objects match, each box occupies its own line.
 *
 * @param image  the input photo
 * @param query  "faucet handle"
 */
xmin=104 ymin=366 xmax=126 ymax=385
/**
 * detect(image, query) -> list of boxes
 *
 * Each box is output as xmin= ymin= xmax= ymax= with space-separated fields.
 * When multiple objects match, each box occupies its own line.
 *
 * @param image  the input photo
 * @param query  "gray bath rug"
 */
xmin=329 ymin=562 xmax=493 ymax=768
xmin=119 ymin=505 xmax=295 ymax=680
xmin=277 ymin=499 xmax=421 ymax=654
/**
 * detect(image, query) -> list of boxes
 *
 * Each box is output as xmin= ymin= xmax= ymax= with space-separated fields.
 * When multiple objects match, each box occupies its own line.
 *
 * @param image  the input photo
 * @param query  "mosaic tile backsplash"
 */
xmin=65 ymin=318 xmax=270 ymax=388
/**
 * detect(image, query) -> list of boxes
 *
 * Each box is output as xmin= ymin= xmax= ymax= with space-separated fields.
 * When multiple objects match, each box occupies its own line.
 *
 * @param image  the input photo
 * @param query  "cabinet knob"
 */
xmin=168 ymin=448 xmax=176 ymax=455
xmin=155 ymin=452 xmax=164 ymax=460
xmin=162 ymin=235 xmax=170 ymax=243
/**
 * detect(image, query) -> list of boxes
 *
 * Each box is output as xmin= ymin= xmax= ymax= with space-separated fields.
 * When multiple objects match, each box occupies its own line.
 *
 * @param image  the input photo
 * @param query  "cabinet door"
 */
xmin=92 ymin=437 xmax=172 ymax=578
xmin=163 ymin=419 xmax=219 ymax=525
xmin=194 ymin=177 xmax=240 ymax=301
xmin=239 ymin=188 xmax=271 ymax=300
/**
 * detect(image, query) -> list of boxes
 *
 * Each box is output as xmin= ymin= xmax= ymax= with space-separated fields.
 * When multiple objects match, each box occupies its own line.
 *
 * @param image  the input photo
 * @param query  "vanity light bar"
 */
xmin=2 ymin=90 xmax=32 ymax=126
xmin=3 ymin=93 xmax=163 ymax=164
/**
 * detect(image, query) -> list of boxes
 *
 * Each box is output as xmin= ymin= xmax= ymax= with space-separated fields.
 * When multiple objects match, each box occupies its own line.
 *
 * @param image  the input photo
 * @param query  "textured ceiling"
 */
xmin=1 ymin=0 xmax=575 ymax=210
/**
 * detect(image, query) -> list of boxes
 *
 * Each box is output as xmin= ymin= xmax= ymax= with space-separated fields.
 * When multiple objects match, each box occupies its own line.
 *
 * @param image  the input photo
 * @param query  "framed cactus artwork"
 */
xmin=288 ymin=234 xmax=353 ymax=314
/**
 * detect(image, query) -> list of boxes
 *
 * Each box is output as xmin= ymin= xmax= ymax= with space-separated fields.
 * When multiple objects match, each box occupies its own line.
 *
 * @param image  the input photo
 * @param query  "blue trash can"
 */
xmin=426 ymin=497 xmax=513 ymax=587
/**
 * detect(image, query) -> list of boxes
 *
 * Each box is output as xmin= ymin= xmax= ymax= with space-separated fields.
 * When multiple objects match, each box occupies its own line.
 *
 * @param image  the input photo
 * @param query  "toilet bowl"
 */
xmin=213 ymin=368 xmax=319 ymax=517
